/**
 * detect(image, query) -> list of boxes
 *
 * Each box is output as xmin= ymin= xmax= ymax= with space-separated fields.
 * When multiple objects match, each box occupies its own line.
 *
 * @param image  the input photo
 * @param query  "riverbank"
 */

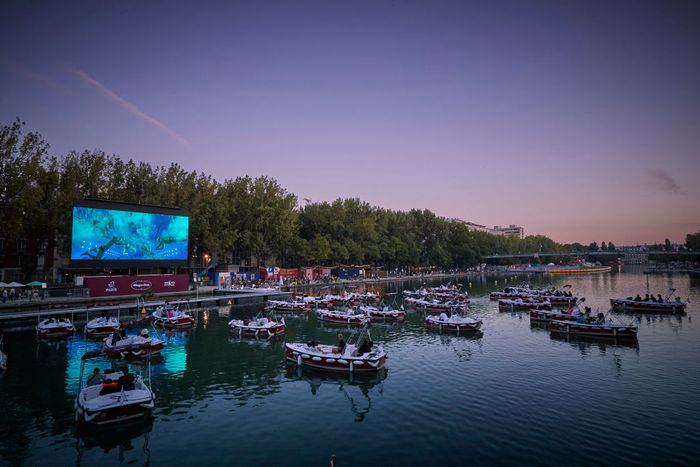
xmin=284 ymin=271 xmax=480 ymax=290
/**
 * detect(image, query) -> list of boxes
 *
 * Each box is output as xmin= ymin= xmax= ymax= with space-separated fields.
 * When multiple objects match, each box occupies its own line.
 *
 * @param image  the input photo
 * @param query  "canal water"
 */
xmin=1 ymin=270 xmax=699 ymax=466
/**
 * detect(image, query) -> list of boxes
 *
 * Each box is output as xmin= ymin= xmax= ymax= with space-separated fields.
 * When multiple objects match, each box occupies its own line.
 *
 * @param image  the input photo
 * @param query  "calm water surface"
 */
xmin=1 ymin=270 xmax=699 ymax=466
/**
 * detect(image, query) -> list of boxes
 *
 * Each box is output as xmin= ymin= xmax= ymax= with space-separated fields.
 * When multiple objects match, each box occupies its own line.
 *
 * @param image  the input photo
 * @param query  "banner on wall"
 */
xmin=84 ymin=274 xmax=189 ymax=297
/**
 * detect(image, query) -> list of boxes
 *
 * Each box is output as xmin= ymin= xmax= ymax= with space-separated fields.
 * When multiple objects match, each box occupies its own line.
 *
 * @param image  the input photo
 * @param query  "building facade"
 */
xmin=493 ymin=225 xmax=525 ymax=239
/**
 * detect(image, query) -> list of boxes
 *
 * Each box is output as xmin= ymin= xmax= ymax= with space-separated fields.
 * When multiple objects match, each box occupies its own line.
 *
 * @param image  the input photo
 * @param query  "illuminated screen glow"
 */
xmin=71 ymin=206 xmax=189 ymax=261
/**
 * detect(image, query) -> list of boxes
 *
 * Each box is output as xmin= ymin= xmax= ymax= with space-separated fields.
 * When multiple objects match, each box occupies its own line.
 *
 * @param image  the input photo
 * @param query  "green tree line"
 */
xmin=0 ymin=119 xmax=632 ymax=279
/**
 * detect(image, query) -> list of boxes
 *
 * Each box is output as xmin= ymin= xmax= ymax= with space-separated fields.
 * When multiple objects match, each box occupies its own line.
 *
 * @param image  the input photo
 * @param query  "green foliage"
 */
xmin=686 ymin=231 xmax=700 ymax=251
xmin=2 ymin=119 xmax=591 ymax=275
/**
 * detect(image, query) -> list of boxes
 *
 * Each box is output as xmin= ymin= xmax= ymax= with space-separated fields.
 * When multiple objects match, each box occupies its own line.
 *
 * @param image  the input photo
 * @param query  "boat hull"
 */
xmin=610 ymin=299 xmax=686 ymax=313
xmin=78 ymin=401 xmax=154 ymax=427
xmin=425 ymin=318 xmax=482 ymax=333
xmin=529 ymin=310 xmax=577 ymax=322
xmin=285 ymin=345 xmax=385 ymax=373
xmin=549 ymin=320 xmax=637 ymax=338
xmin=229 ymin=323 xmax=285 ymax=337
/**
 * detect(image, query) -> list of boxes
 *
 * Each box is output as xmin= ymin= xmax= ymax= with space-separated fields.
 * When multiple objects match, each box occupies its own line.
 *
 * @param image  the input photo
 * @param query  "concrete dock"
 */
xmin=0 ymin=288 xmax=290 ymax=328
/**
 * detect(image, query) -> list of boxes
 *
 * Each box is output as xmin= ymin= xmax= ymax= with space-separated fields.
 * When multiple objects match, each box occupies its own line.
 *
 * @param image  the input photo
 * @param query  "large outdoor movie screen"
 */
xmin=70 ymin=204 xmax=189 ymax=263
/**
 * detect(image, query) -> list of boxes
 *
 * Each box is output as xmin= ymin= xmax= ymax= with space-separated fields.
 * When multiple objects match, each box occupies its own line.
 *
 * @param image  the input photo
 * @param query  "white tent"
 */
xmin=6 ymin=282 xmax=25 ymax=287
xmin=0 ymin=282 xmax=8 ymax=287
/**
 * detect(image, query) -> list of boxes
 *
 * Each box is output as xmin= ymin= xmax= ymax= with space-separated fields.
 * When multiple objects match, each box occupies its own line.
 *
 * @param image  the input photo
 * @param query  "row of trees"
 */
xmin=0 ymin=119 xmax=627 ymax=279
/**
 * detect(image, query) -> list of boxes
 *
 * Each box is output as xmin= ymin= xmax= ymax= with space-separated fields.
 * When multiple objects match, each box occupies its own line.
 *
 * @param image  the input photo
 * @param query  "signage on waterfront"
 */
xmin=83 ymin=274 xmax=189 ymax=297
xmin=70 ymin=199 xmax=189 ymax=267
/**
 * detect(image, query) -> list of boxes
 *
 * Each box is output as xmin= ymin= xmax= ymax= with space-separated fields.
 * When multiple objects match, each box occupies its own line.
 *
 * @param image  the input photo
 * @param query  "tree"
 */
xmin=588 ymin=242 xmax=598 ymax=252
xmin=686 ymin=231 xmax=700 ymax=251
xmin=608 ymin=242 xmax=616 ymax=252
xmin=665 ymin=238 xmax=672 ymax=252
xmin=601 ymin=241 xmax=607 ymax=251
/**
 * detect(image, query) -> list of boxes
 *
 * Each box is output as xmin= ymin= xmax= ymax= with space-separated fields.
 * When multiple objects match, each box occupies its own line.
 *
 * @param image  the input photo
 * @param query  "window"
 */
xmin=16 ymin=238 xmax=27 ymax=253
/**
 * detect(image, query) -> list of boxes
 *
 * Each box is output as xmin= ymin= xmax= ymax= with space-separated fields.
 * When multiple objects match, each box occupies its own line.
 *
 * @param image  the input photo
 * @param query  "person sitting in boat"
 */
xmin=118 ymin=367 xmax=136 ymax=391
xmin=334 ymin=334 xmax=346 ymax=354
xmin=307 ymin=339 xmax=318 ymax=348
xmin=140 ymin=328 xmax=149 ymax=339
xmin=576 ymin=313 xmax=587 ymax=324
xmin=634 ymin=294 xmax=642 ymax=301
xmin=354 ymin=338 xmax=373 ymax=356
xmin=439 ymin=312 xmax=449 ymax=321
xmin=566 ymin=306 xmax=575 ymax=315
xmin=649 ymin=295 xmax=657 ymax=302
xmin=675 ymin=297 xmax=682 ymax=303
xmin=644 ymin=293 xmax=650 ymax=302
xmin=657 ymin=294 xmax=663 ymax=303
xmin=595 ymin=312 xmax=606 ymax=325
xmin=87 ymin=368 xmax=104 ymax=386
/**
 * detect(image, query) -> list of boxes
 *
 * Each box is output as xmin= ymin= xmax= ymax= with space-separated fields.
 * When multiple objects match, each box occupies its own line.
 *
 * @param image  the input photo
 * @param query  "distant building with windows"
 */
xmin=493 ymin=225 xmax=525 ymax=239
xmin=450 ymin=219 xmax=505 ymax=236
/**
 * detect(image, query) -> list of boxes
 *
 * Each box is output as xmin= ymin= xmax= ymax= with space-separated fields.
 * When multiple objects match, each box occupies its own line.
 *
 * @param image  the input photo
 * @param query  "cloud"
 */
xmin=67 ymin=66 xmax=190 ymax=147
xmin=649 ymin=168 xmax=683 ymax=194
xmin=5 ymin=61 xmax=72 ymax=95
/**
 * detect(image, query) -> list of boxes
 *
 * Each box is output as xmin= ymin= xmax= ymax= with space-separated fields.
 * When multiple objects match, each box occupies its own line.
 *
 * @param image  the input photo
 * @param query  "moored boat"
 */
xmin=151 ymin=304 xmax=195 ymax=327
xmin=610 ymin=289 xmax=686 ymax=313
xmin=409 ymin=299 xmax=468 ymax=313
xmin=285 ymin=330 xmax=386 ymax=373
xmin=425 ymin=314 xmax=482 ymax=333
xmin=228 ymin=316 xmax=285 ymax=337
xmin=85 ymin=315 xmax=121 ymax=338
xmin=103 ymin=330 xmax=166 ymax=359
xmin=37 ymin=317 xmax=75 ymax=338
xmin=316 ymin=308 xmax=370 ymax=326
xmin=529 ymin=310 xmax=578 ymax=323
xmin=498 ymin=298 xmax=551 ymax=311
xmin=359 ymin=305 xmax=406 ymax=322
xmin=266 ymin=299 xmax=309 ymax=313
xmin=75 ymin=352 xmax=155 ymax=427
xmin=549 ymin=319 xmax=638 ymax=339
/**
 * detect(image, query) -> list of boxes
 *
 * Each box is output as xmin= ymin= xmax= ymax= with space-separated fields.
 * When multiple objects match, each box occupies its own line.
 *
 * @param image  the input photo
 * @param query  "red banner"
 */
xmin=84 ymin=274 xmax=190 ymax=297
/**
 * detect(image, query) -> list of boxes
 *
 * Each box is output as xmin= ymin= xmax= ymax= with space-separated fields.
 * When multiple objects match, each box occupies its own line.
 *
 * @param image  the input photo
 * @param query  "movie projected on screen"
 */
xmin=70 ymin=201 xmax=189 ymax=265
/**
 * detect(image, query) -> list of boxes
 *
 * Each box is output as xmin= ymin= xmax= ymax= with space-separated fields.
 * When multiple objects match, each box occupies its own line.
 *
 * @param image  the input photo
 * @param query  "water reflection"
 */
xmin=75 ymin=418 xmax=153 ymax=466
xmin=549 ymin=332 xmax=640 ymax=352
xmin=285 ymin=366 xmax=387 ymax=422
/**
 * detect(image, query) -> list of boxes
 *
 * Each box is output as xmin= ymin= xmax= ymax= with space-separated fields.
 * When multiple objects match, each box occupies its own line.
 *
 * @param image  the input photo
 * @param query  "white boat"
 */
xmin=151 ymin=305 xmax=194 ymax=327
xmin=75 ymin=351 xmax=155 ymax=427
xmin=103 ymin=331 xmax=166 ymax=359
xmin=37 ymin=317 xmax=75 ymax=338
xmin=359 ymin=305 xmax=406 ymax=322
xmin=316 ymin=308 xmax=370 ymax=326
xmin=85 ymin=316 xmax=121 ymax=338
xmin=425 ymin=314 xmax=482 ymax=333
xmin=228 ymin=316 xmax=286 ymax=337
xmin=285 ymin=330 xmax=386 ymax=373
xmin=265 ymin=299 xmax=309 ymax=313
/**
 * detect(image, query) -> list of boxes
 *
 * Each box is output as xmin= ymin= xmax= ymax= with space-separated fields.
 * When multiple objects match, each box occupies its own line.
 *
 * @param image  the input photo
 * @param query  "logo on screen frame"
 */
xmin=106 ymin=280 xmax=117 ymax=293
xmin=131 ymin=280 xmax=153 ymax=291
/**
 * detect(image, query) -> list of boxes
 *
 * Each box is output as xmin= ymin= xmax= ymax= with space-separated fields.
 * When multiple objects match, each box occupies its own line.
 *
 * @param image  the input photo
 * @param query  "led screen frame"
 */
xmin=70 ymin=199 xmax=190 ymax=267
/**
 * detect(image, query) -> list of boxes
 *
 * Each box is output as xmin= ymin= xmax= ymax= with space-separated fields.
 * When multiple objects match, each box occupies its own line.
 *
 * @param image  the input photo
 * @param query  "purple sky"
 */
xmin=1 ymin=0 xmax=699 ymax=245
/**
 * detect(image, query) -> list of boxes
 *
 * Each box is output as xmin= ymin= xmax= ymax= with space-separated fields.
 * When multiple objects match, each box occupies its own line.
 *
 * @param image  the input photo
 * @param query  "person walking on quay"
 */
xmin=1 ymin=289 xmax=6 ymax=303
xmin=9 ymin=289 xmax=15 ymax=301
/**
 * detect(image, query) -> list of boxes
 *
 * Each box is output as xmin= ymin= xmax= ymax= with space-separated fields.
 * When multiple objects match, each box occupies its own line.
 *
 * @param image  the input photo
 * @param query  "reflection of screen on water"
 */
xmin=71 ymin=205 xmax=189 ymax=262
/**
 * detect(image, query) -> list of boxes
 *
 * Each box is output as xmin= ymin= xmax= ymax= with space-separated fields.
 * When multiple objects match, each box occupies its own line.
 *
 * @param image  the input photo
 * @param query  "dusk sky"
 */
xmin=2 ymin=0 xmax=698 ymax=245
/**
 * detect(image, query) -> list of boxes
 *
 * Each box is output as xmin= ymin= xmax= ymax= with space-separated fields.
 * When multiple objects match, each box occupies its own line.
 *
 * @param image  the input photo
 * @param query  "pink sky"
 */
xmin=1 ymin=1 xmax=698 ymax=245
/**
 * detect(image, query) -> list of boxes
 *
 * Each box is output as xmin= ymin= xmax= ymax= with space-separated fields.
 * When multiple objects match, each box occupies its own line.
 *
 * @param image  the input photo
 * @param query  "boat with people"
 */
xmin=529 ymin=309 xmax=578 ymax=323
xmin=228 ymin=316 xmax=285 ymax=337
xmin=405 ymin=298 xmax=468 ymax=313
xmin=285 ymin=328 xmax=386 ymax=373
xmin=85 ymin=314 xmax=121 ymax=338
xmin=549 ymin=317 xmax=638 ymax=339
xmin=316 ymin=308 xmax=370 ymax=326
xmin=302 ymin=295 xmax=334 ymax=308
xmin=359 ymin=305 xmax=406 ymax=322
xmin=75 ymin=352 xmax=155 ymax=427
xmin=266 ymin=298 xmax=309 ymax=313
xmin=490 ymin=284 xmax=580 ymax=306
xmin=610 ymin=289 xmax=687 ymax=314
xmin=498 ymin=298 xmax=551 ymax=311
xmin=425 ymin=313 xmax=482 ymax=334
xmin=151 ymin=303 xmax=195 ymax=327
xmin=103 ymin=329 xmax=166 ymax=359
xmin=36 ymin=316 xmax=76 ymax=338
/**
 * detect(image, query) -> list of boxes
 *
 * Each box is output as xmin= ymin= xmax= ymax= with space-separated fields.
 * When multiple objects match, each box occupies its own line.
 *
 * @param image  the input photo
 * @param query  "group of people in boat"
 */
xmin=86 ymin=366 xmax=137 ymax=395
xmin=307 ymin=333 xmax=374 ymax=356
xmin=109 ymin=328 xmax=150 ymax=345
xmin=570 ymin=306 xmax=607 ymax=325
xmin=630 ymin=293 xmax=680 ymax=303
xmin=242 ymin=316 xmax=270 ymax=326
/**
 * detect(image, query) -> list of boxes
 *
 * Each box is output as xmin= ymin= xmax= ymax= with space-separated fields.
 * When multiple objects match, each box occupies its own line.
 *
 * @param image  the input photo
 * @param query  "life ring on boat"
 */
xmin=312 ymin=356 xmax=322 ymax=362
xmin=353 ymin=360 xmax=364 ymax=365
xmin=301 ymin=354 xmax=310 ymax=359
xmin=325 ymin=358 xmax=336 ymax=363
xmin=337 ymin=359 xmax=349 ymax=365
